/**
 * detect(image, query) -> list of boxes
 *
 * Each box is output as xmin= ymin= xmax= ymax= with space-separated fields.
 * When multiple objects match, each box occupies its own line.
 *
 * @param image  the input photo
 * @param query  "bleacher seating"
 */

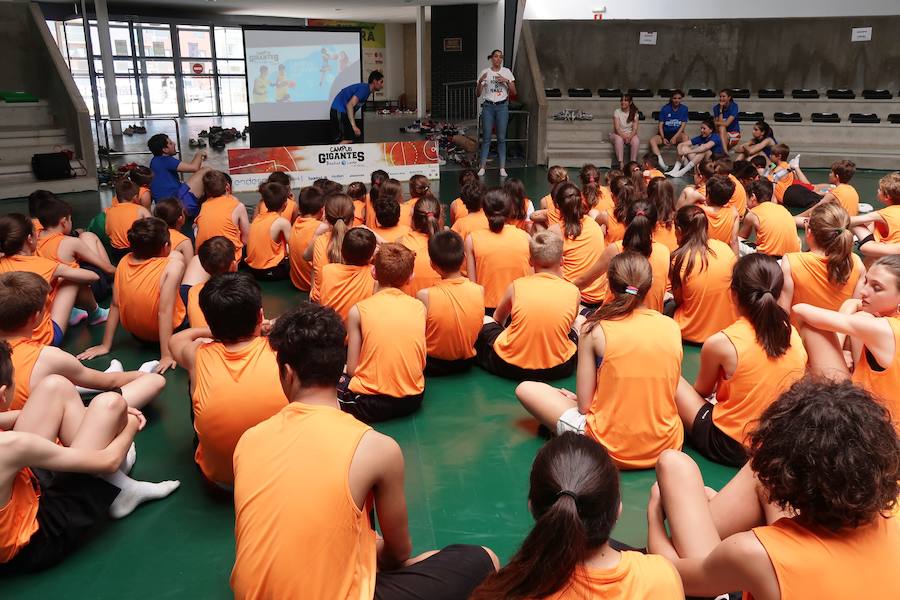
xmin=792 ymin=89 xmax=820 ymax=99
xmin=864 ymin=89 xmax=893 ymax=99
xmin=812 ymin=112 xmax=841 ymax=123
xmin=657 ymin=88 xmax=678 ymax=98
xmin=888 ymin=114 xmax=900 ymax=124
xmin=688 ymin=111 xmax=712 ymax=121
xmin=827 ymin=89 xmax=855 ymax=99
xmin=568 ymin=87 xmax=592 ymax=97
xmin=545 ymin=88 xmax=562 ymax=98
xmin=627 ymin=88 xmax=654 ymax=97
xmin=597 ymin=88 xmax=621 ymax=97
xmin=729 ymin=88 xmax=751 ymax=98
xmin=775 ymin=112 xmax=803 ymax=122
xmin=738 ymin=111 xmax=765 ymax=122
xmin=689 ymin=88 xmax=715 ymax=98
xmin=758 ymin=89 xmax=784 ymax=98
xmin=850 ymin=113 xmax=880 ymax=123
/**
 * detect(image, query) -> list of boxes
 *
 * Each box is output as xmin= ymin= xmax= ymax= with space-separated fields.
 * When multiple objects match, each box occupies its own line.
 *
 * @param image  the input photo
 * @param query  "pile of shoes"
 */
xmin=198 ymin=125 xmax=248 ymax=150
xmin=122 ymin=124 xmax=147 ymax=136
xmin=552 ymin=109 xmax=593 ymax=121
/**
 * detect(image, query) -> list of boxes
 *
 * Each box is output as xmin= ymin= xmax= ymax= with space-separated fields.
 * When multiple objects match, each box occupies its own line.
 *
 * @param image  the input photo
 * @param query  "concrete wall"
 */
xmin=525 ymin=0 xmax=900 ymax=20
xmin=383 ymin=23 xmax=405 ymax=101
xmin=431 ymin=4 xmax=478 ymax=119
xmin=403 ymin=22 xmax=432 ymax=111
xmin=478 ymin=0 xmax=505 ymax=68
xmin=528 ymin=17 xmax=900 ymax=92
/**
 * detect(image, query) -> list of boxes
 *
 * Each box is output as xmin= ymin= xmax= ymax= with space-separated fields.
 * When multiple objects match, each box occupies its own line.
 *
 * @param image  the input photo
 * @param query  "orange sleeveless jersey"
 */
xmin=585 ymin=309 xmax=684 ymax=469
xmin=231 ymin=403 xmax=375 ymax=599
xmin=715 ymin=318 xmax=808 ymax=444
xmin=874 ymin=204 xmax=900 ymax=243
xmin=110 ymin=186 xmax=150 ymax=207
xmin=451 ymin=210 xmax=489 ymax=244
xmin=399 ymin=231 xmax=441 ymax=296
xmin=653 ymin=223 xmax=678 ymax=252
xmin=348 ymin=288 xmax=426 ymax=397
xmin=605 ymin=213 xmax=626 ymax=245
xmin=851 ymin=316 xmax=900 ymax=423
xmin=543 ymin=552 xmax=683 ymax=600
xmin=493 ymin=273 xmax=579 ymax=369
xmin=371 ymin=223 xmax=410 ymax=243
xmin=31 ymin=218 xmax=43 ymax=235
xmin=245 ymin=212 xmax=286 ymax=270
xmin=192 ymin=337 xmax=288 ymax=486
xmin=471 ymin=225 xmax=532 ymax=308
xmin=169 ymin=228 xmax=190 ymax=253
xmin=114 ymin=255 xmax=186 ymax=341
xmin=561 ymin=217 xmax=607 ymax=304
xmin=36 ymin=232 xmax=76 ymax=267
xmin=424 ymin=278 xmax=484 ymax=360
xmin=364 ymin=193 xmax=378 ymax=228
xmin=727 ymin=174 xmax=748 ymax=216
xmin=310 ymin=231 xmax=337 ymax=302
xmin=784 ymin=252 xmax=861 ymax=315
xmin=449 ymin=197 xmax=467 ymax=223
xmin=399 ymin=199 xmax=415 ymax=228
xmin=257 ymin=198 xmax=296 ymax=222
xmin=702 ymin=205 xmax=737 ymax=247
xmin=751 ymin=516 xmax=900 ymax=599
xmin=596 ymin=187 xmax=615 ymax=213
xmin=352 ymin=199 xmax=366 ymax=226
xmin=187 ymin=282 xmax=206 ymax=328
xmin=105 ymin=202 xmax=142 ymax=249
xmin=288 ymin=217 xmax=321 ymax=291
xmin=673 ymin=240 xmax=738 ymax=343
xmin=832 ymin=183 xmax=859 ymax=216
xmin=0 ymin=255 xmax=59 ymax=345
xmin=610 ymin=241 xmax=671 ymax=313
xmin=770 ymin=161 xmax=794 ymax=203
xmin=644 ymin=169 xmax=666 ymax=184
xmin=542 ymin=194 xmax=562 ymax=227
xmin=319 ymin=263 xmax=376 ymax=323
xmin=0 ymin=468 xmax=40 ymax=564
xmin=750 ymin=202 xmax=801 ymax=256
xmin=195 ymin=196 xmax=243 ymax=263
xmin=8 ymin=337 xmax=43 ymax=411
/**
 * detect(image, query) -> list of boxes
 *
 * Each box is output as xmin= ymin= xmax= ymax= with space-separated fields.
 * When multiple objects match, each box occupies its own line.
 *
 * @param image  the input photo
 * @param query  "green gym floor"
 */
xmin=0 ymin=167 xmax=889 ymax=598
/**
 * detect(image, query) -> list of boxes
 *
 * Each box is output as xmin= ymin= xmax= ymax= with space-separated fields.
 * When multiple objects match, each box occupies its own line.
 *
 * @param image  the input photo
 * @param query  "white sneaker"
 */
xmin=477 ymin=167 xmax=486 ymax=177
xmin=664 ymin=167 xmax=681 ymax=178
xmin=859 ymin=202 xmax=874 ymax=214
xmin=499 ymin=168 xmax=508 ymax=177
xmin=789 ymin=154 xmax=801 ymax=170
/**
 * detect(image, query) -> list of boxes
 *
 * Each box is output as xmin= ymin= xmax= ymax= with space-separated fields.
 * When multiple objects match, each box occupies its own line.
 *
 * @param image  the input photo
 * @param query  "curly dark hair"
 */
xmin=748 ymin=377 xmax=900 ymax=531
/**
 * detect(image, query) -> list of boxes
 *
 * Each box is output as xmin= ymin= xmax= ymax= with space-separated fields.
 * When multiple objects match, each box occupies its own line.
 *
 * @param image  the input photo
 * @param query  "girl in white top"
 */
xmin=476 ymin=49 xmax=516 ymax=177
xmin=609 ymin=94 xmax=641 ymax=166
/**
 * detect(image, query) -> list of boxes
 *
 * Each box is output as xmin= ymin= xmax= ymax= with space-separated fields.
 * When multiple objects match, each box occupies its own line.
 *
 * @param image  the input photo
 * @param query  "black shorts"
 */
xmin=0 ymin=470 xmax=119 ymax=573
xmin=474 ymin=322 xmax=578 ymax=381
xmin=690 ymin=404 xmax=748 ymax=467
xmin=424 ymin=356 xmax=474 ymax=377
xmin=337 ymin=375 xmax=424 ymax=422
xmin=81 ymin=262 xmax=113 ymax=302
xmin=374 ymin=544 xmax=495 ymax=600
xmin=331 ymin=108 xmax=360 ymax=143
xmin=241 ymin=258 xmax=290 ymax=281
xmin=781 ymin=184 xmax=821 ymax=209
xmin=109 ymin=246 xmax=130 ymax=264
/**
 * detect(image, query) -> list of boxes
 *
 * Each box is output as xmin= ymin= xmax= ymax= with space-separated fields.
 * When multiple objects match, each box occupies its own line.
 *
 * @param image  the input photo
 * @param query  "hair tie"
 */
xmin=425 ymin=211 xmax=435 ymax=218
xmin=588 ymin=176 xmax=595 ymax=183
xmin=635 ymin=210 xmax=646 ymax=217
xmin=556 ymin=490 xmax=578 ymax=502
xmin=625 ymin=286 xmax=639 ymax=296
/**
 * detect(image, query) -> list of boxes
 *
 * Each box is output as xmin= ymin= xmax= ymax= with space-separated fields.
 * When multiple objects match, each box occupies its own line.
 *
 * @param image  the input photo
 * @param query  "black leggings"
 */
xmin=782 ymin=184 xmax=821 ymax=210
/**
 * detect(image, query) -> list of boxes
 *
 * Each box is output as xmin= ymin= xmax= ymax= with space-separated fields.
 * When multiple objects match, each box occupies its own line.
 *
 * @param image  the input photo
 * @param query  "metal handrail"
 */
xmin=97 ymin=117 xmax=182 ymax=177
xmin=443 ymin=79 xmax=478 ymax=124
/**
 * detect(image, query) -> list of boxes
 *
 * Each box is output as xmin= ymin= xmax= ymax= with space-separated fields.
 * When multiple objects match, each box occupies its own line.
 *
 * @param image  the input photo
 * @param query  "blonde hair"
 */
xmin=808 ymin=203 xmax=854 ymax=285
xmin=547 ymin=165 xmax=568 ymax=185
xmin=529 ymin=231 xmax=564 ymax=268
xmin=879 ymin=172 xmax=900 ymax=204
xmin=323 ymin=194 xmax=355 ymax=264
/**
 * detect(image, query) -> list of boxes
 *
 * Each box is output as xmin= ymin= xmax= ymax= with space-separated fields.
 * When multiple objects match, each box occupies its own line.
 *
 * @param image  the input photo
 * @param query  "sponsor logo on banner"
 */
xmin=227 ymin=141 xmax=439 ymax=192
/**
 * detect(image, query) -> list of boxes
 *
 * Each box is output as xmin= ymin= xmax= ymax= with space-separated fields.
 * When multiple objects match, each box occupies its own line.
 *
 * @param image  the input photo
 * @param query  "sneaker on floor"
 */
xmin=859 ymin=202 xmax=874 ymax=214
xmin=477 ymin=167 xmax=486 ymax=177
xmin=88 ymin=306 xmax=110 ymax=326
xmin=69 ymin=307 xmax=88 ymax=327
xmin=499 ymin=168 xmax=508 ymax=177
xmin=788 ymin=154 xmax=801 ymax=170
xmin=122 ymin=126 xmax=135 ymax=136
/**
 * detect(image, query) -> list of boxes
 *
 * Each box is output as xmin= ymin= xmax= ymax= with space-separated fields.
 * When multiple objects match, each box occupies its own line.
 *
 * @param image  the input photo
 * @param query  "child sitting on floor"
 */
xmin=738 ymin=178 xmax=801 ymax=257
xmin=253 ymin=171 xmax=297 ymax=222
xmin=287 ymin=186 xmax=325 ymax=292
xmin=169 ymin=272 xmax=287 ymax=490
xmin=182 ymin=236 xmax=237 ymax=329
xmin=152 ymin=198 xmax=193 ymax=261
xmin=417 ymin=230 xmax=484 ymax=377
xmin=342 ymin=243 xmax=426 ymax=422
xmin=106 ymin=178 xmax=152 ymax=262
xmin=79 ymin=217 xmax=186 ymax=374
xmin=701 ymin=174 xmax=740 ymax=253
xmin=194 ymin=170 xmax=249 ymax=264
xmin=244 ymin=182 xmax=292 ymax=281
xmin=475 ymin=232 xmax=580 ymax=381
xmin=319 ymin=228 xmax=377 ymax=323
xmin=450 ymin=168 xmax=479 ymax=224
xmin=852 ymin=171 xmax=900 ymax=263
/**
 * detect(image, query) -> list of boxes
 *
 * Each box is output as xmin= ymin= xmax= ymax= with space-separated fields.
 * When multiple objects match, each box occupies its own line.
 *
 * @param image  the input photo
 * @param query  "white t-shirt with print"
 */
xmin=480 ymin=67 xmax=515 ymax=102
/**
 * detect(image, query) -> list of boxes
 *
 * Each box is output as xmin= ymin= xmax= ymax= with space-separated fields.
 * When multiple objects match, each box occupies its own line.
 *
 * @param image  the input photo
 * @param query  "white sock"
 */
xmin=656 ymin=154 xmax=667 ymax=170
xmin=678 ymin=160 xmax=696 ymax=176
xmin=103 ymin=470 xmax=180 ymax=519
xmin=118 ymin=443 xmax=136 ymax=474
xmin=138 ymin=360 xmax=159 ymax=373
xmin=75 ymin=359 xmax=125 ymax=395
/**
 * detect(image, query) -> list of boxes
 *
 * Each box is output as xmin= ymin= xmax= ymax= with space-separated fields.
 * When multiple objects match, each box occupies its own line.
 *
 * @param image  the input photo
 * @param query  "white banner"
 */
xmin=227 ymin=141 xmax=440 ymax=193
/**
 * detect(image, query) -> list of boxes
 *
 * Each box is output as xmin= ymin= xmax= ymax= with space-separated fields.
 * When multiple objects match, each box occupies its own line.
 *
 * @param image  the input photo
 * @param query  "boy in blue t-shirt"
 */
xmin=329 ymin=70 xmax=384 ymax=143
xmin=666 ymin=118 xmax=725 ymax=178
xmin=650 ymin=88 xmax=689 ymax=170
xmin=712 ymin=88 xmax=741 ymax=151
xmin=147 ymin=134 xmax=209 ymax=217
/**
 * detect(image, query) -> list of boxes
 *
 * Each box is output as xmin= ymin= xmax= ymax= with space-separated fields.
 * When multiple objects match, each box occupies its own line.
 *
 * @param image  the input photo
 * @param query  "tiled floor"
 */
xmin=0 ymin=166 xmax=889 ymax=597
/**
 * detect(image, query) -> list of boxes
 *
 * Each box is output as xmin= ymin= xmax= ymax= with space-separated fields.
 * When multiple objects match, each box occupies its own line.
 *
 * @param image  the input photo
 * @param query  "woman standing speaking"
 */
xmin=476 ymin=49 xmax=516 ymax=177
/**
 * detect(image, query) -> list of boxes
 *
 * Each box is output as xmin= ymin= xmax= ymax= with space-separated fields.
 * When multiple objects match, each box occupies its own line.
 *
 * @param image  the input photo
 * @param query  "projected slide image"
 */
xmin=248 ymin=44 xmax=358 ymax=104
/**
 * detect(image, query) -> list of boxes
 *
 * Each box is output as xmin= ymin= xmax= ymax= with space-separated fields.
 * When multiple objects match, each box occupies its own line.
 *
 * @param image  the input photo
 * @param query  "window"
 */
xmin=183 ymin=76 xmax=216 ymax=114
xmin=178 ymin=26 xmax=212 ymax=58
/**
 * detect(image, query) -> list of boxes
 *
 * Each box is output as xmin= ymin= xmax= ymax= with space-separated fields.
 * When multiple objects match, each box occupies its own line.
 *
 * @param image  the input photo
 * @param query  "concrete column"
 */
xmin=416 ymin=6 xmax=426 ymax=119
xmin=94 ymin=0 xmax=122 ymax=135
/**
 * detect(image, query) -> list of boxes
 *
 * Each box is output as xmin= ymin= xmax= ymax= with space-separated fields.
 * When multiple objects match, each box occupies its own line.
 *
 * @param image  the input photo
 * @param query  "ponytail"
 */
xmin=732 ymin=254 xmax=791 ymax=358
xmin=670 ymin=205 xmax=711 ymax=291
xmin=411 ymin=195 xmax=442 ymax=237
xmin=503 ymin=178 xmax=528 ymax=221
xmin=808 ymin=203 xmax=854 ymax=285
xmin=622 ymin=200 xmax=657 ymax=257
xmin=471 ymin=433 xmax=619 ymax=600
xmin=0 ymin=213 xmax=33 ymax=256
xmin=482 ymin=187 xmax=512 ymax=233
xmin=611 ymin=181 xmax=636 ymax=225
xmin=648 ymin=177 xmax=676 ymax=227
xmin=579 ymin=164 xmax=601 ymax=210
xmin=584 ymin=251 xmax=652 ymax=330
xmin=554 ymin=182 xmax=584 ymax=240
xmin=323 ymin=194 xmax=355 ymax=264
